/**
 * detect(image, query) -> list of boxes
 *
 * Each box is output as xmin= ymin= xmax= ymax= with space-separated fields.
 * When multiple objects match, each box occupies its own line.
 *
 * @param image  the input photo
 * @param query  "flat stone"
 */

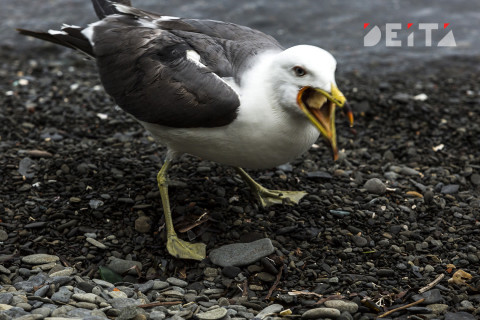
xmin=109 ymin=297 xmax=141 ymax=309
xmin=0 ymin=293 xmax=13 ymax=304
xmin=441 ymin=184 xmax=459 ymax=194
xmin=302 ymin=307 xmax=341 ymax=319
xmin=0 ymin=229 xmax=8 ymax=241
xmin=166 ymin=277 xmax=188 ymax=288
xmin=427 ymin=303 xmax=449 ymax=314
xmin=16 ymin=303 xmax=32 ymax=312
xmin=150 ymin=311 xmax=167 ymax=320
xmin=66 ymin=307 xmax=107 ymax=318
xmin=0 ymin=264 xmax=10 ymax=275
xmin=50 ymin=305 xmax=76 ymax=317
xmin=256 ymin=304 xmax=283 ymax=319
xmin=49 ymin=267 xmax=74 ymax=277
xmin=161 ymin=290 xmax=185 ymax=298
xmin=22 ymin=254 xmax=59 ymax=264
xmin=33 ymin=286 xmax=50 ymax=297
xmin=445 ymin=311 xmax=476 ymax=320
xmin=209 ymin=238 xmax=275 ymax=267
xmin=376 ymin=268 xmax=395 ymax=277
xmin=47 ymin=276 xmax=72 ymax=286
xmin=86 ymin=237 xmax=107 ymax=249
xmin=31 ymin=306 xmax=52 ymax=317
xmin=92 ymin=279 xmax=115 ymax=288
xmin=14 ymin=273 xmax=48 ymax=292
xmin=324 ymin=300 xmax=359 ymax=313
xmin=413 ymin=289 xmax=444 ymax=304
xmin=117 ymin=305 xmax=147 ymax=320
xmin=196 ymin=307 xmax=228 ymax=320
xmin=108 ymin=290 xmax=128 ymax=299
xmin=74 ymin=301 xmax=98 ymax=309
xmin=135 ymin=280 xmax=153 ymax=293
xmin=107 ymin=257 xmax=142 ymax=274
xmin=72 ymin=292 xmax=101 ymax=304
xmin=51 ymin=287 xmax=73 ymax=304
xmin=152 ymin=280 xmax=169 ymax=290
xmin=407 ymin=306 xmax=432 ymax=314
xmin=11 ymin=314 xmax=44 ymax=320
xmin=306 ymin=171 xmax=332 ymax=179
xmin=32 ymin=262 xmax=57 ymax=271
xmin=0 ymin=303 xmax=13 ymax=311
xmin=400 ymin=166 xmax=421 ymax=176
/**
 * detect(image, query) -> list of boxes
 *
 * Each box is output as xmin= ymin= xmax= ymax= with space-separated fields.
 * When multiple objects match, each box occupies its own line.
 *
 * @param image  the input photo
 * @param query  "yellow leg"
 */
xmin=235 ymin=167 xmax=307 ymax=207
xmin=157 ymin=160 xmax=206 ymax=260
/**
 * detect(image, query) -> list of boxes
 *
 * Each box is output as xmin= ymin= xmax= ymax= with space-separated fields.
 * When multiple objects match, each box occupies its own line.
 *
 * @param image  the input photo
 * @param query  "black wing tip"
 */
xmin=16 ymin=28 xmax=35 ymax=35
xmin=91 ymin=0 xmax=132 ymax=19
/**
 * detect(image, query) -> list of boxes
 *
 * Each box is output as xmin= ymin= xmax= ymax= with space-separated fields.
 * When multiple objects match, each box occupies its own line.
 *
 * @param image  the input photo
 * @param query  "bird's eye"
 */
xmin=293 ymin=66 xmax=307 ymax=77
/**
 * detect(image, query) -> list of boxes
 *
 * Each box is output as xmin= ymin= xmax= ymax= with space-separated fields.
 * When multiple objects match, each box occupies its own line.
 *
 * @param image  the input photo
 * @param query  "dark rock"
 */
xmin=412 ymin=289 xmax=444 ymax=304
xmin=444 ymin=311 xmax=476 ymax=320
xmin=441 ymin=184 xmax=459 ymax=194
xmin=209 ymin=238 xmax=275 ymax=267
xmin=306 ymin=171 xmax=332 ymax=179
xmin=352 ymin=235 xmax=368 ymax=247
xmin=222 ymin=266 xmax=241 ymax=278
xmin=364 ymin=178 xmax=386 ymax=195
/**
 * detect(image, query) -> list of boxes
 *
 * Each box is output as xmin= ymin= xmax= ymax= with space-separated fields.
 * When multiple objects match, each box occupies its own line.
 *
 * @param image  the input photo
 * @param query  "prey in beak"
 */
xmin=297 ymin=83 xmax=354 ymax=160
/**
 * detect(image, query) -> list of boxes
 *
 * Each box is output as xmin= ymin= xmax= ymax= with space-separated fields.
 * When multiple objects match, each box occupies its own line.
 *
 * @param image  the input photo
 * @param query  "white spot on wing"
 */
xmin=112 ymin=3 xmax=135 ymax=14
xmin=48 ymin=29 xmax=68 ymax=35
xmin=81 ymin=26 xmax=95 ymax=45
xmin=186 ymin=51 xmax=239 ymax=94
xmin=138 ymin=19 xmax=157 ymax=29
xmin=156 ymin=16 xmax=180 ymax=22
xmin=186 ymin=50 xmax=206 ymax=68
xmin=81 ymin=17 xmax=113 ymax=46
xmin=61 ymin=24 xmax=81 ymax=29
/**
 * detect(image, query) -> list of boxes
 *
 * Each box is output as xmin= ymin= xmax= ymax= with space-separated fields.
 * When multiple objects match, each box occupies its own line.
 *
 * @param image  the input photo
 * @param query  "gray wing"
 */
xmin=87 ymin=4 xmax=284 ymax=128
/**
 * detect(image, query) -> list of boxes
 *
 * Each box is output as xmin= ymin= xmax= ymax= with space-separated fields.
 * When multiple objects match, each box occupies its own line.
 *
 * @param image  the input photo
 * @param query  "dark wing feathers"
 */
xmin=92 ymin=18 xmax=240 ymax=127
xmin=18 ymin=1 xmax=284 ymax=128
xmin=16 ymin=28 xmax=93 ymax=56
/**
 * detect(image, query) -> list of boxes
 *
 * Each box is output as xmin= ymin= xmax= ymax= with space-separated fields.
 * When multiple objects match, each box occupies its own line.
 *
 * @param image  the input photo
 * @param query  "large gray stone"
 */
xmin=209 ymin=238 xmax=275 ymax=267
xmin=413 ymin=289 xmax=444 ymax=305
xmin=302 ymin=307 xmax=341 ymax=319
xmin=196 ymin=307 xmax=228 ymax=320
xmin=324 ymin=300 xmax=359 ymax=314
xmin=51 ymin=287 xmax=73 ymax=304
xmin=21 ymin=254 xmax=59 ymax=264
xmin=107 ymin=258 xmax=142 ymax=275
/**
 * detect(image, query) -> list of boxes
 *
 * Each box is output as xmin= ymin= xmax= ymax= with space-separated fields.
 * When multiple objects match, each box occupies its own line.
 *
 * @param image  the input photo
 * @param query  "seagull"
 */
xmin=18 ymin=0 xmax=353 ymax=260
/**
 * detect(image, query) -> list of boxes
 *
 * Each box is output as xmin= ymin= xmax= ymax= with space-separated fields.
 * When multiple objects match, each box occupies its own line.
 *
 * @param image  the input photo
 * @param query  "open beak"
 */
xmin=297 ymin=83 xmax=353 ymax=160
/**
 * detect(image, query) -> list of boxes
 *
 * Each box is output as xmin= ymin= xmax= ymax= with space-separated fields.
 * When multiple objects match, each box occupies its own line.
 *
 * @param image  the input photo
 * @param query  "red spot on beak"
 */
xmin=364 ymin=23 xmax=370 ymax=29
xmin=407 ymin=23 xmax=413 ymax=29
xmin=444 ymin=23 xmax=450 ymax=29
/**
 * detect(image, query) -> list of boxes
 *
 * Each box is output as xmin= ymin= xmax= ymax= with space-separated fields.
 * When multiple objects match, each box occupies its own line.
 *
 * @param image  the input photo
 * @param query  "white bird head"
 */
xmin=269 ymin=45 xmax=353 ymax=160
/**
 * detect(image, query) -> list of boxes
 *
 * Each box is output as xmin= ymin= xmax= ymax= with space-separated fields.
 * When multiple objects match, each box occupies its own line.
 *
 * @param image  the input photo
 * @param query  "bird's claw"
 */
xmin=256 ymin=189 xmax=308 ymax=208
xmin=166 ymin=234 xmax=206 ymax=261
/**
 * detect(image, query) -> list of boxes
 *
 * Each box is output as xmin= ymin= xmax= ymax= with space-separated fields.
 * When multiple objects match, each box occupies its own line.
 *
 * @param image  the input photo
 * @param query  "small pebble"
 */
xmin=364 ymin=178 xmax=386 ymax=194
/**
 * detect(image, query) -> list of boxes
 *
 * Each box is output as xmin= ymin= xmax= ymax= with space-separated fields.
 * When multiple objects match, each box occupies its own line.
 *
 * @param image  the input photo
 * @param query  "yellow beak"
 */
xmin=297 ymin=83 xmax=353 ymax=160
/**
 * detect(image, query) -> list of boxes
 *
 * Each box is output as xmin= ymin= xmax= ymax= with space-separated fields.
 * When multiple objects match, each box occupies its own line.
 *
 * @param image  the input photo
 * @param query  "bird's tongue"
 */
xmin=297 ymin=87 xmax=338 ymax=160
xmin=308 ymin=103 xmax=334 ymax=139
